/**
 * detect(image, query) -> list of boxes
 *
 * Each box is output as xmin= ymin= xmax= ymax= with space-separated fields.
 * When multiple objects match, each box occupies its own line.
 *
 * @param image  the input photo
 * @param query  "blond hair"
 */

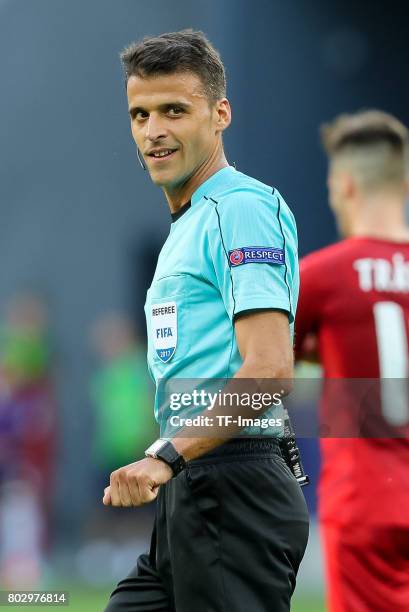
xmin=321 ymin=110 xmax=409 ymax=192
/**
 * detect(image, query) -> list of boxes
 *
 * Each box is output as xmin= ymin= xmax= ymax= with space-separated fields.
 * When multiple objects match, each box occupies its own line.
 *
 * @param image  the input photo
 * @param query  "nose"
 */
xmin=146 ymin=113 xmax=167 ymax=142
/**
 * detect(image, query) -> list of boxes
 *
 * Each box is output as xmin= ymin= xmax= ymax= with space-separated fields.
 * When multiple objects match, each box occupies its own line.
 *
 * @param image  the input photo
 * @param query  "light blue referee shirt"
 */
xmin=144 ymin=166 xmax=299 ymax=432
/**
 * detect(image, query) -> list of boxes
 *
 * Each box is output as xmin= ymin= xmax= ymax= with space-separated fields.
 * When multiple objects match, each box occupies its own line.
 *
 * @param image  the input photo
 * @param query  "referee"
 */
xmin=104 ymin=30 xmax=309 ymax=612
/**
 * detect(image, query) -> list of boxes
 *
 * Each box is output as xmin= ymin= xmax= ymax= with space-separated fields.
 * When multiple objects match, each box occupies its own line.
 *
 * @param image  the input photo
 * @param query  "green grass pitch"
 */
xmin=6 ymin=588 xmax=326 ymax=611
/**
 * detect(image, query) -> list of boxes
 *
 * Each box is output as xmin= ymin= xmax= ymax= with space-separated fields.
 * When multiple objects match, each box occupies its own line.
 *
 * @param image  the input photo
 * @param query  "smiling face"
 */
xmin=127 ymin=71 xmax=230 ymax=190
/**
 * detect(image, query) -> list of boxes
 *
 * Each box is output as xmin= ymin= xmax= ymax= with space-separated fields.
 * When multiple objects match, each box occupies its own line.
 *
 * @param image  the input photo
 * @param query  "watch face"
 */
xmin=147 ymin=439 xmax=168 ymax=457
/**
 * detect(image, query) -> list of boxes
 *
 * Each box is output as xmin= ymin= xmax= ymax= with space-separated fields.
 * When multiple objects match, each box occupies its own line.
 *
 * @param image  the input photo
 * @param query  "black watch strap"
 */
xmin=145 ymin=440 xmax=186 ymax=476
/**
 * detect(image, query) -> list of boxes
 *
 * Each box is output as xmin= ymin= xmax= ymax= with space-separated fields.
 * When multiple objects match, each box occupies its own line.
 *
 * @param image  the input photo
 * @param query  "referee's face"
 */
xmin=127 ymin=71 xmax=228 ymax=188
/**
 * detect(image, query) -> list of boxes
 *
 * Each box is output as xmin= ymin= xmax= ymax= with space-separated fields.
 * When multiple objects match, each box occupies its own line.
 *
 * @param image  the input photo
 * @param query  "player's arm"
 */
xmin=294 ymin=257 xmax=322 ymax=363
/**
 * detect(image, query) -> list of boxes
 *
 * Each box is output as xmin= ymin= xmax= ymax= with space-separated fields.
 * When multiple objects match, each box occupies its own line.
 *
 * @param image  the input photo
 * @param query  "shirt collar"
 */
xmin=191 ymin=166 xmax=236 ymax=206
xmin=170 ymin=201 xmax=191 ymax=223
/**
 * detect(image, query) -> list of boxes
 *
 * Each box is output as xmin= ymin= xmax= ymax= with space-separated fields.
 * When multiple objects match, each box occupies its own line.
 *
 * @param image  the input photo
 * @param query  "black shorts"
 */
xmin=105 ymin=438 xmax=309 ymax=612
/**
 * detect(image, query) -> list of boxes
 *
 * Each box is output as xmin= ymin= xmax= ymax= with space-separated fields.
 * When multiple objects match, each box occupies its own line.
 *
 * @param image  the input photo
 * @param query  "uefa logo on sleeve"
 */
xmin=229 ymin=249 xmax=244 ymax=266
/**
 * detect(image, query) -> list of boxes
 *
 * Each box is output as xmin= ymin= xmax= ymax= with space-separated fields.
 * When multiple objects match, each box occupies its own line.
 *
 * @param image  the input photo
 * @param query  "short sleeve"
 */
xmin=207 ymin=188 xmax=299 ymax=323
xmin=294 ymin=254 xmax=325 ymax=358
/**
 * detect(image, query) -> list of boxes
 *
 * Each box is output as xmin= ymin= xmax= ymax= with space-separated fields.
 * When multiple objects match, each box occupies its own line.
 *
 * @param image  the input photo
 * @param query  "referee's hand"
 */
xmin=103 ymin=457 xmax=173 ymax=507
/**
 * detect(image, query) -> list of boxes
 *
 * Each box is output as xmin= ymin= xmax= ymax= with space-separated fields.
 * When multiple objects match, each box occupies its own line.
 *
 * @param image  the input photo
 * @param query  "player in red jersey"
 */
xmin=296 ymin=110 xmax=409 ymax=612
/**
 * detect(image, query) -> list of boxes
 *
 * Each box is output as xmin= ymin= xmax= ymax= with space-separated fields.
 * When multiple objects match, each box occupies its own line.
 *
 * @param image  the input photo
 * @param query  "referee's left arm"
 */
xmin=102 ymin=308 xmax=293 ymax=507
xmin=171 ymin=307 xmax=294 ymax=461
xmin=172 ymin=188 xmax=297 ymax=457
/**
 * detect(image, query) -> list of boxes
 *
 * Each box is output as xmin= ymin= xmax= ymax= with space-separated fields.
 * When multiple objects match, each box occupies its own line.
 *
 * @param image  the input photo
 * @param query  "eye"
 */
xmin=168 ymin=106 xmax=184 ymax=116
xmin=131 ymin=110 xmax=149 ymax=121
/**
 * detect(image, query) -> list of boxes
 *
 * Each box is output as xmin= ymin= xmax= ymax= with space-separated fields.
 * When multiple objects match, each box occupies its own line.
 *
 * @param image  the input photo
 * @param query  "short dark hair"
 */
xmin=321 ymin=110 xmax=408 ymax=156
xmin=120 ymin=29 xmax=226 ymax=102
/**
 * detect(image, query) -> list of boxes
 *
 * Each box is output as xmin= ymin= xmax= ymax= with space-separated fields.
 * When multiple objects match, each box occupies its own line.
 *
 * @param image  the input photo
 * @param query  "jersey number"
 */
xmin=373 ymin=301 xmax=409 ymax=426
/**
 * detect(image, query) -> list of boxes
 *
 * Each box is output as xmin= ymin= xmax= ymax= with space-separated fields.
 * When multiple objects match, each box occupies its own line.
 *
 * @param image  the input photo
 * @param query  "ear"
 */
xmin=330 ymin=169 xmax=355 ymax=199
xmin=214 ymin=98 xmax=231 ymax=133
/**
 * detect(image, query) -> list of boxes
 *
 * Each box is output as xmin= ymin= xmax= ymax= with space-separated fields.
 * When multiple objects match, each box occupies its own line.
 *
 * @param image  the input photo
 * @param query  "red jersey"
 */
xmin=297 ymin=237 xmax=409 ymax=526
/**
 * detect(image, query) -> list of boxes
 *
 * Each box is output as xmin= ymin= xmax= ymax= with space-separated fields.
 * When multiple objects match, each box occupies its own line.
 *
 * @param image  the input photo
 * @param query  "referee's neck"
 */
xmin=164 ymin=153 xmax=229 ymax=214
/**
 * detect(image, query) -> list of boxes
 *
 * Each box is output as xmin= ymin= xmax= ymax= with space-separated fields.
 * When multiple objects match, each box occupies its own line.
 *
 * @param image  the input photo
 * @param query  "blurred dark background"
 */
xmin=0 ymin=0 xmax=408 ymax=606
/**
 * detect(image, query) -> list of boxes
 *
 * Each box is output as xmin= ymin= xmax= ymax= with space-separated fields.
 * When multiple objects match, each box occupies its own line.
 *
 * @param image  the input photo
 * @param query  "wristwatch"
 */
xmin=145 ymin=439 xmax=186 ymax=476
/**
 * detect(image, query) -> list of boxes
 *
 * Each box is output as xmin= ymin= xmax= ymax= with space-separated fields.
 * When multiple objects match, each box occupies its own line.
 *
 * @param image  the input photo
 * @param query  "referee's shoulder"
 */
xmin=205 ymin=170 xmax=294 ymax=221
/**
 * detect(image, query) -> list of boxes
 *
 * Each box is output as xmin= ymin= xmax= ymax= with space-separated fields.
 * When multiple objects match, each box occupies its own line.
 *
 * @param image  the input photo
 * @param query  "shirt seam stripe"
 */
xmin=210 ymin=196 xmax=237 ymax=319
xmin=205 ymin=195 xmax=236 ymax=379
xmin=274 ymin=190 xmax=293 ymax=318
